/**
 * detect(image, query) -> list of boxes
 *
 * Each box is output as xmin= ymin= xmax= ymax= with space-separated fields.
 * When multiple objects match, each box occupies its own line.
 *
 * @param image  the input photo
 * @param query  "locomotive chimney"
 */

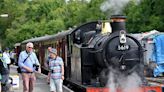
xmin=110 ymin=15 xmax=126 ymax=33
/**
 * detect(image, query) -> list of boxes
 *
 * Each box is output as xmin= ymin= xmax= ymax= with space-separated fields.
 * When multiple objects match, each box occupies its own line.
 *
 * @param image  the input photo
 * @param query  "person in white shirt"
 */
xmin=10 ymin=50 xmax=16 ymax=64
xmin=3 ymin=48 xmax=11 ymax=70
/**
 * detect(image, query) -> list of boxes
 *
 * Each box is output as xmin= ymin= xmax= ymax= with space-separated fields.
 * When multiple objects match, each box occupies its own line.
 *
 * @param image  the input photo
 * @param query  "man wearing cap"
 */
xmin=48 ymin=48 xmax=64 ymax=92
xmin=18 ymin=42 xmax=41 ymax=92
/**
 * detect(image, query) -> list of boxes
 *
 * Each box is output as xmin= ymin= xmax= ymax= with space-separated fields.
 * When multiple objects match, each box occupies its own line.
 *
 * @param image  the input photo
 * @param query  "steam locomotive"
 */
xmin=66 ymin=15 xmax=145 ymax=92
xmin=15 ymin=15 xmax=163 ymax=92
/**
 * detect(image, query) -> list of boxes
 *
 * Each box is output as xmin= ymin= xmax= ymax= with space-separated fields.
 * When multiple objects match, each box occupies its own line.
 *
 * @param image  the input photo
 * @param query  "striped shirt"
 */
xmin=49 ymin=56 xmax=63 ymax=79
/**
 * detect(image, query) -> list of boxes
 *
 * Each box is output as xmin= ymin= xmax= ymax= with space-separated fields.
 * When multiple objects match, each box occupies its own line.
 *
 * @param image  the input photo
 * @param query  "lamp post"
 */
xmin=0 ymin=14 xmax=8 ymax=50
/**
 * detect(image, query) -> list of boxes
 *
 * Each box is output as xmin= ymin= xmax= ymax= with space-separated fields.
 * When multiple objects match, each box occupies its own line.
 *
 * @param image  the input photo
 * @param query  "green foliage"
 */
xmin=124 ymin=0 xmax=164 ymax=33
xmin=1 ymin=0 xmax=107 ymax=48
xmin=1 ymin=0 xmax=164 ymax=48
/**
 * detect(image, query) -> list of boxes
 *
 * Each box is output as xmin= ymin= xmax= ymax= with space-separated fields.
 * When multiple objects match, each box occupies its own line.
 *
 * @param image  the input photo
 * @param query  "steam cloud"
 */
xmin=107 ymin=68 xmax=142 ymax=92
xmin=100 ymin=0 xmax=141 ymax=14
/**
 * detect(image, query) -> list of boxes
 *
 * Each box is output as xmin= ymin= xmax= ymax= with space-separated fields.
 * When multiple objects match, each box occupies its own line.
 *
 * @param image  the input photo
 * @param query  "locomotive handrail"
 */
xmin=125 ymin=58 xmax=140 ymax=61
xmin=89 ymin=49 xmax=103 ymax=53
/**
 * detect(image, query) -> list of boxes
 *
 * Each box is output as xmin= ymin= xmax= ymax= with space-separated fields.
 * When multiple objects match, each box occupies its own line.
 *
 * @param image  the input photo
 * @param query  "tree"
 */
xmin=3 ymin=0 xmax=164 ymax=48
xmin=124 ymin=0 xmax=164 ymax=33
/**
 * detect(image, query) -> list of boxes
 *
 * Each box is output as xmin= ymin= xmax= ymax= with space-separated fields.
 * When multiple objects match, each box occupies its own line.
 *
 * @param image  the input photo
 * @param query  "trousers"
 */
xmin=22 ymin=73 xmax=36 ymax=92
xmin=50 ymin=78 xmax=63 ymax=92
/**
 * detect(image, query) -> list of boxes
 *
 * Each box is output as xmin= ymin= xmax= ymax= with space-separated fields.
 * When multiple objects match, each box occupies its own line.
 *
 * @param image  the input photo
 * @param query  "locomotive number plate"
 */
xmin=117 ymin=45 xmax=130 ymax=51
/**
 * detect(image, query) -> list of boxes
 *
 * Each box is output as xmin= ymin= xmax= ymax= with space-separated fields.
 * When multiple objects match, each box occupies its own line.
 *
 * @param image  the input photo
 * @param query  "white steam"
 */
xmin=107 ymin=71 xmax=117 ymax=92
xmin=121 ymin=73 xmax=142 ymax=92
xmin=107 ymin=68 xmax=143 ymax=92
xmin=100 ymin=0 xmax=141 ymax=14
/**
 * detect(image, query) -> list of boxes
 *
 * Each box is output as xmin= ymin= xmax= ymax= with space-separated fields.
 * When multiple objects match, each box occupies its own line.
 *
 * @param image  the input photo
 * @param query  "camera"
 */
xmin=33 ymin=64 xmax=39 ymax=71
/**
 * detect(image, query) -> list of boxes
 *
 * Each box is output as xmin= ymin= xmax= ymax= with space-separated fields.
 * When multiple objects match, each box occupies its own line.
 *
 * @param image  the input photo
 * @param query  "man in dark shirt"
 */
xmin=44 ymin=46 xmax=52 ymax=84
xmin=0 ymin=50 xmax=9 ymax=92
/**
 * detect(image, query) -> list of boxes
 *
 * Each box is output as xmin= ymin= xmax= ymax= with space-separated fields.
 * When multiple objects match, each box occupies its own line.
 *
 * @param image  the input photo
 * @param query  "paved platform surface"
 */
xmin=10 ymin=65 xmax=50 ymax=92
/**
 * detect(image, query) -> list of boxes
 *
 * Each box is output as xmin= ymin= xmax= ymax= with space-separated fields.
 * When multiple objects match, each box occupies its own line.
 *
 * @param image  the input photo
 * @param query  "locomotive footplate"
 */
xmin=86 ymin=86 xmax=162 ymax=92
xmin=65 ymin=79 xmax=163 ymax=92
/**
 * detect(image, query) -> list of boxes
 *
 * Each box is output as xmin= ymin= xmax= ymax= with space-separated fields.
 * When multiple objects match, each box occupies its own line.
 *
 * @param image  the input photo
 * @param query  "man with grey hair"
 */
xmin=18 ymin=42 xmax=41 ymax=92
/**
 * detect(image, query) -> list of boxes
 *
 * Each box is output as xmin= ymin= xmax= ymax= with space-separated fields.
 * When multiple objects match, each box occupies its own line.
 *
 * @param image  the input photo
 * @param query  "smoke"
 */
xmin=107 ymin=68 xmax=143 ymax=92
xmin=100 ymin=0 xmax=141 ymax=15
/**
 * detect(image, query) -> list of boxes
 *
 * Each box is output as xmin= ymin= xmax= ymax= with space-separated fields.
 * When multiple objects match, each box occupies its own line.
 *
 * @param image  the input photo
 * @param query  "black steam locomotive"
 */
xmin=65 ymin=15 xmax=144 ymax=91
xmin=17 ymin=15 xmax=157 ymax=92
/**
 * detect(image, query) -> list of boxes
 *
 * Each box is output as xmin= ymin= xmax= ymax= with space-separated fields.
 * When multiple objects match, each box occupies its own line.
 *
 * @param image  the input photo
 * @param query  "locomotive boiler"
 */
xmin=66 ymin=15 xmax=145 ymax=91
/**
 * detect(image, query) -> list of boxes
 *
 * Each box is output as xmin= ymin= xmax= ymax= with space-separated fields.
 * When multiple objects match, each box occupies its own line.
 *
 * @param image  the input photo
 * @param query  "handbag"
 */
xmin=17 ymin=54 xmax=31 ymax=73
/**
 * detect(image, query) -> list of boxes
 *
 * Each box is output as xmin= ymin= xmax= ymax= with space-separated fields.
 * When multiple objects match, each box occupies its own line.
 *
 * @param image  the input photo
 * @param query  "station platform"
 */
xmin=9 ymin=65 xmax=73 ymax=92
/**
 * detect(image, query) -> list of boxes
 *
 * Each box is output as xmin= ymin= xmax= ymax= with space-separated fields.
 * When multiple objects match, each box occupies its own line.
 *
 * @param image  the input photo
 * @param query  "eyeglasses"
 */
xmin=28 ymin=47 xmax=33 ymax=49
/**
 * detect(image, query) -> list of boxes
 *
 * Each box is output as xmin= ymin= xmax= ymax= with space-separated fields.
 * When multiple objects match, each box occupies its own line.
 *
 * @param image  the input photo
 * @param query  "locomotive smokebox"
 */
xmin=110 ymin=15 xmax=126 ymax=33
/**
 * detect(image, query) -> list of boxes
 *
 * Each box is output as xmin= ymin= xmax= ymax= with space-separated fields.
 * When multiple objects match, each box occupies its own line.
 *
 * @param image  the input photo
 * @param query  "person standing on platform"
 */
xmin=44 ymin=47 xmax=52 ymax=68
xmin=48 ymin=48 xmax=64 ymax=92
xmin=10 ymin=49 xmax=16 ymax=65
xmin=44 ymin=46 xmax=52 ymax=84
xmin=0 ymin=50 xmax=9 ymax=92
xmin=18 ymin=42 xmax=41 ymax=92
xmin=3 ymin=48 xmax=11 ymax=70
